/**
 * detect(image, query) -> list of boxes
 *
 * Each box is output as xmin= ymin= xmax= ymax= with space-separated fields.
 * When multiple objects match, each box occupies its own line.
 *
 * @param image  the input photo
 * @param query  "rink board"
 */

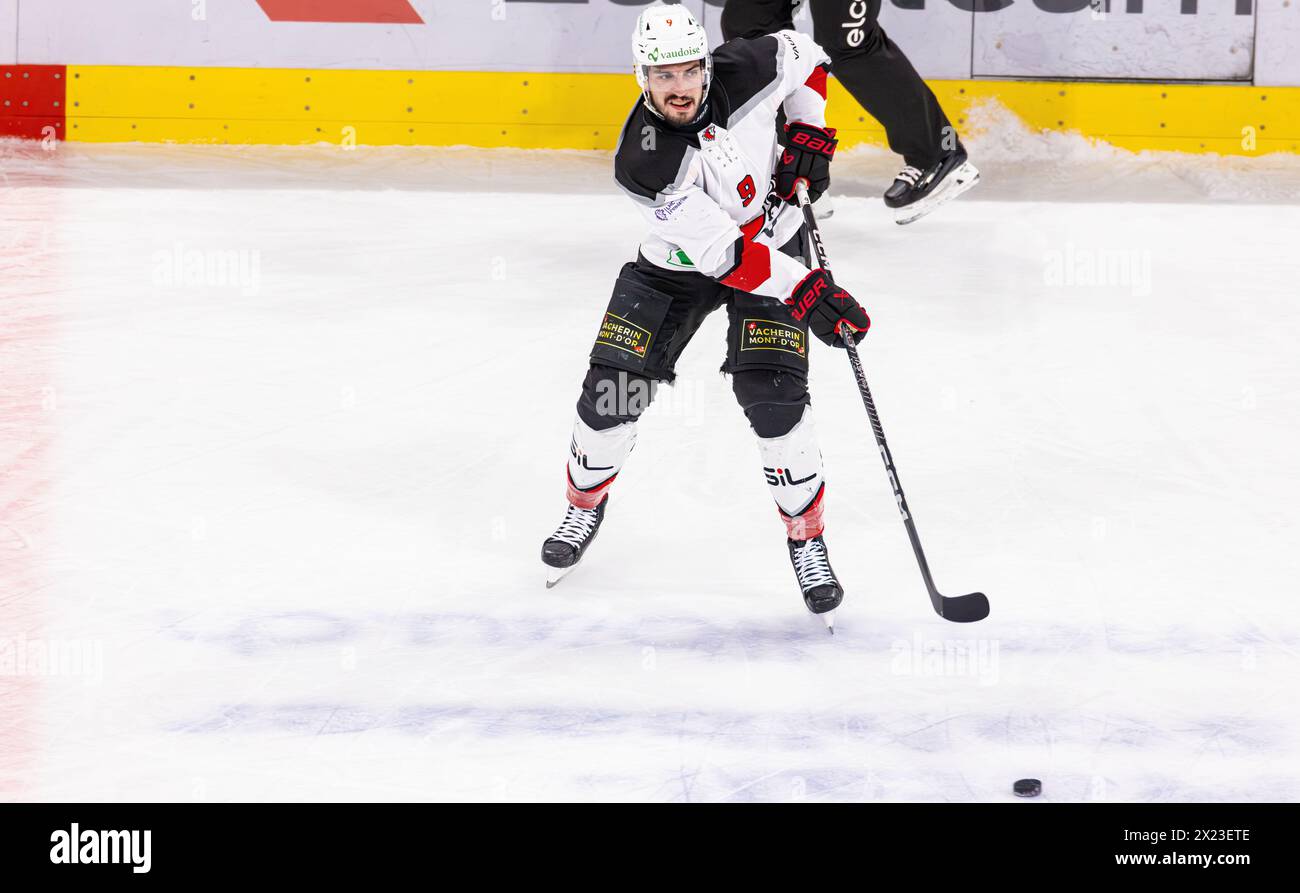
xmin=0 ymin=64 xmax=66 ymax=141
xmin=53 ymin=66 xmax=1300 ymax=156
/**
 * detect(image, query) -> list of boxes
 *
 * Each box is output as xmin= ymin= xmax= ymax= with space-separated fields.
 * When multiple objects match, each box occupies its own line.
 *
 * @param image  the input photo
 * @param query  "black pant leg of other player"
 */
xmin=721 ymin=0 xmax=956 ymax=169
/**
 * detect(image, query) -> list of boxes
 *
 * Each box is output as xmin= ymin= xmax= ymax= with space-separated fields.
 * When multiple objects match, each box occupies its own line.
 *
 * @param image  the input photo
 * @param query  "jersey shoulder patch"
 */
xmin=614 ymin=102 xmax=694 ymax=205
xmin=711 ymin=35 xmax=781 ymax=123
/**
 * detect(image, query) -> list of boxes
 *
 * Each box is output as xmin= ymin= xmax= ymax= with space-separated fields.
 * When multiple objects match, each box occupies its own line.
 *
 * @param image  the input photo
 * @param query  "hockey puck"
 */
xmin=1013 ymin=778 xmax=1042 ymax=798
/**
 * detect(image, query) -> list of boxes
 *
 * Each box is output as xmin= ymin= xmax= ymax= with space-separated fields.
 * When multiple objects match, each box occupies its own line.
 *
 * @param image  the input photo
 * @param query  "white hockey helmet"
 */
xmin=631 ymin=4 xmax=712 ymax=119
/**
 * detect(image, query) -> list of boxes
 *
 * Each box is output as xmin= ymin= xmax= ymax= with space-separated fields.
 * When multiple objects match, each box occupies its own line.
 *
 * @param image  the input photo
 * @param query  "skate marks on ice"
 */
xmin=153 ymin=608 xmax=1300 ymax=660
xmin=146 ymin=609 xmax=1299 ymax=801
xmin=159 ymin=608 xmax=877 ymax=660
xmin=160 ymin=698 xmax=1295 ymax=802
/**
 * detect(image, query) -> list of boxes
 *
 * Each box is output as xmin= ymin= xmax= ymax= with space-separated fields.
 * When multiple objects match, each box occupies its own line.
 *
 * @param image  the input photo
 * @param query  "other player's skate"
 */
xmin=884 ymin=144 xmax=980 ymax=226
xmin=788 ymin=534 xmax=843 ymax=632
xmin=541 ymin=496 xmax=608 ymax=588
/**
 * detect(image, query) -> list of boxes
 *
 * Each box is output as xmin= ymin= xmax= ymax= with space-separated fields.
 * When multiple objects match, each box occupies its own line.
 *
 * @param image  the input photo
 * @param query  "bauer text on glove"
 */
xmin=776 ymin=122 xmax=837 ymax=205
xmin=786 ymin=269 xmax=870 ymax=348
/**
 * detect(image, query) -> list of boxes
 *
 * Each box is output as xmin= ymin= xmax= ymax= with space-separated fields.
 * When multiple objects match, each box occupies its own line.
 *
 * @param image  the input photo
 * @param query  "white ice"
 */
xmin=2 ymin=108 xmax=1299 ymax=801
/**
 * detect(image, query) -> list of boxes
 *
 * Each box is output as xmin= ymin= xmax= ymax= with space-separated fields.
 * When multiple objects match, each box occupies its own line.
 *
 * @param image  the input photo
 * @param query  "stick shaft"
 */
xmin=793 ymin=182 xmax=943 ymax=608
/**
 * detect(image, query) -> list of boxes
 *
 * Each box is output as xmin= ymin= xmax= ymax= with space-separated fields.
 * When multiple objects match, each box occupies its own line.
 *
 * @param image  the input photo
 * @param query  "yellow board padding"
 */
xmin=66 ymin=66 xmax=637 ymax=150
xmin=920 ymin=80 xmax=1300 ymax=155
xmin=65 ymin=65 xmax=1300 ymax=155
xmin=64 ymin=117 xmax=628 ymax=150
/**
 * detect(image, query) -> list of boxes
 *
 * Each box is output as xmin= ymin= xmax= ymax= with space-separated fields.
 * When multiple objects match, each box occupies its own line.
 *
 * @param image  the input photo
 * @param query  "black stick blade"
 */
xmin=936 ymin=591 xmax=990 ymax=623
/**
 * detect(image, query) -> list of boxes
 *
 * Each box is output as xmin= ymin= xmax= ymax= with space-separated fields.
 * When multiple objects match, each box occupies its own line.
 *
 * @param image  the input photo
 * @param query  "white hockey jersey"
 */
xmin=613 ymin=30 xmax=832 ymax=301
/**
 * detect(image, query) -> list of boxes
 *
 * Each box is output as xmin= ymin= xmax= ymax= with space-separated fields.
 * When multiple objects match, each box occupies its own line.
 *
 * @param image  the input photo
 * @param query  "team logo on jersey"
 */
xmin=595 ymin=311 xmax=651 ymax=357
xmin=741 ymin=319 xmax=806 ymax=357
xmin=665 ymin=248 xmax=694 ymax=268
xmin=701 ymin=125 xmax=716 ymax=142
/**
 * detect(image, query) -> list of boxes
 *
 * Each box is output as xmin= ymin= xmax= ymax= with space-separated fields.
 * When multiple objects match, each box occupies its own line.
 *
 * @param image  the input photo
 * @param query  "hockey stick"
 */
xmin=794 ymin=181 xmax=990 ymax=623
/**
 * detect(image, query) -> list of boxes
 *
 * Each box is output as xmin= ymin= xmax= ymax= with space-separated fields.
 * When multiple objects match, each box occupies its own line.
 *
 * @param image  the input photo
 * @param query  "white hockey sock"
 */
xmin=755 ymin=406 xmax=826 ymax=540
xmin=566 ymin=415 xmax=637 ymax=509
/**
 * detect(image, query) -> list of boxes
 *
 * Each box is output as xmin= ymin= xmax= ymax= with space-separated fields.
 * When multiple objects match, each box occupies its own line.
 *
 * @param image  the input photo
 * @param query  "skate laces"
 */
xmin=550 ymin=504 xmax=599 ymax=548
xmin=792 ymin=538 xmax=835 ymax=590
xmin=895 ymin=165 xmax=923 ymax=186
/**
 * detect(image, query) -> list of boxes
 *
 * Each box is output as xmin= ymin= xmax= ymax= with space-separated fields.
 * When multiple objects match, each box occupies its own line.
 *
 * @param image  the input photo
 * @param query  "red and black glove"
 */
xmin=775 ymin=122 xmax=838 ymax=205
xmin=786 ymin=269 xmax=870 ymax=348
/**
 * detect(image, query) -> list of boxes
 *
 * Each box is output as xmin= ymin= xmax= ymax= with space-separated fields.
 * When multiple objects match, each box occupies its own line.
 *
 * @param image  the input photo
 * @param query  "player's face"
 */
xmin=647 ymin=60 xmax=705 ymax=125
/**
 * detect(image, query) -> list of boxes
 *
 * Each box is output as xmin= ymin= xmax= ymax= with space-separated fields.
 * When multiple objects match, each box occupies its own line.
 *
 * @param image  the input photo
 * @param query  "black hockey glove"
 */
xmin=775 ymin=122 xmax=838 ymax=205
xmin=786 ymin=269 xmax=870 ymax=348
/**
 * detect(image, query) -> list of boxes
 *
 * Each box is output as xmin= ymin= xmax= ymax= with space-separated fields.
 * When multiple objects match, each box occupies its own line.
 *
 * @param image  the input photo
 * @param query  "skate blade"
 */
xmin=545 ymin=564 xmax=578 ymax=589
xmin=819 ymin=610 xmax=836 ymax=634
xmin=894 ymin=161 xmax=981 ymax=226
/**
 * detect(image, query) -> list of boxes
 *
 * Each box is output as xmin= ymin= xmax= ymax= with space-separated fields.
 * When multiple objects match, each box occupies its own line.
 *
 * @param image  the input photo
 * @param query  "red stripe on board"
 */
xmin=0 ymin=65 xmax=66 ymax=141
xmin=255 ymin=0 xmax=424 ymax=23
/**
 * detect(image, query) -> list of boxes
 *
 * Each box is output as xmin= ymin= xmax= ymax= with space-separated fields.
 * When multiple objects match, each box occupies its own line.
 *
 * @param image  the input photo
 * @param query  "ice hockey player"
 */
xmin=539 ymin=4 xmax=871 ymax=625
xmin=722 ymin=0 xmax=979 ymax=224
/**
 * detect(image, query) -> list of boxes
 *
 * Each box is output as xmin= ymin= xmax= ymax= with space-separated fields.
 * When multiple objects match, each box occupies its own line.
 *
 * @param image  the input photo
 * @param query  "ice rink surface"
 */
xmin=3 ymin=110 xmax=1299 ymax=801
